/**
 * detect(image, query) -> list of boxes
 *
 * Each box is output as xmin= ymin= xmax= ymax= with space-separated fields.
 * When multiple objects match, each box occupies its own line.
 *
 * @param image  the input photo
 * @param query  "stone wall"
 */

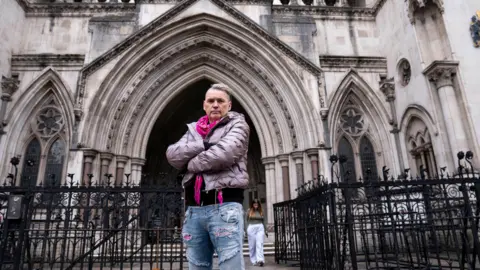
xmin=0 ymin=0 xmax=25 ymax=78
xmin=443 ymin=0 xmax=480 ymax=155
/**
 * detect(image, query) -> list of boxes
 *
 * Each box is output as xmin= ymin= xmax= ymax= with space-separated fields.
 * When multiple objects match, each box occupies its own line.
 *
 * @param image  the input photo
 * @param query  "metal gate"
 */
xmin=0 ymin=175 xmax=185 ymax=270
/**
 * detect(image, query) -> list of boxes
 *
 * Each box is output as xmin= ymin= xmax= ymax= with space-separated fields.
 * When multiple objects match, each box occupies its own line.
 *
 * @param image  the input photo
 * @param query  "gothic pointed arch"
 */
xmin=79 ymin=13 xmax=321 ymax=158
xmin=401 ymin=106 xmax=438 ymax=177
xmin=0 ymin=67 xmax=74 ymax=185
xmin=329 ymin=69 xmax=393 ymax=180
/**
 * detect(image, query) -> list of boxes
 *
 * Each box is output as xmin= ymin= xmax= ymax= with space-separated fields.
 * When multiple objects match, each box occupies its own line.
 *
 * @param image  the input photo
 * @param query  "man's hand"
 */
xmin=203 ymin=141 xmax=215 ymax=150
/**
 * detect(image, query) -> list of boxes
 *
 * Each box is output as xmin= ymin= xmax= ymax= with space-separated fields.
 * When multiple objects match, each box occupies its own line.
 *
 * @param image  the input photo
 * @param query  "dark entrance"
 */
xmin=143 ymin=79 xmax=266 ymax=210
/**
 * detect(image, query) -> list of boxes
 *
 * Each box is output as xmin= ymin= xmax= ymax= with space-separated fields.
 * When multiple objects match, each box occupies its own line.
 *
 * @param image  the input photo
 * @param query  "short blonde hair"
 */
xmin=209 ymin=83 xmax=231 ymax=100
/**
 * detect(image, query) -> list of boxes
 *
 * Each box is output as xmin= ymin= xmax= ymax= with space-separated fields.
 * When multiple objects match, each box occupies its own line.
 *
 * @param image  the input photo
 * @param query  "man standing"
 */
xmin=166 ymin=83 xmax=250 ymax=270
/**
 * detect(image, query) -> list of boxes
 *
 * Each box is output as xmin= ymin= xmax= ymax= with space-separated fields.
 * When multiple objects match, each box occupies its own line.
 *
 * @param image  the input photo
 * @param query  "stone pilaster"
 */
xmin=261 ymin=156 xmax=276 ymax=224
xmin=99 ymin=152 xmax=113 ymax=184
xmin=277 ymin=154 xmax=290 ymax=201
xmin=424 ymin=61 xmax=466 ymax=165
xmin=306 ymin=148 xmax=319 ymax=181
xmin=0 ymin=76 xmax=20 ymax=135
xmin=115 ymin=155 xmax=129 ymax=185
xmin=82 ymin=149 xmax=98 ymax=185
xmin=380 ymin=76 xmax=404 ymax=173
xmin=291 ymin=151 xmax=304 ymax=189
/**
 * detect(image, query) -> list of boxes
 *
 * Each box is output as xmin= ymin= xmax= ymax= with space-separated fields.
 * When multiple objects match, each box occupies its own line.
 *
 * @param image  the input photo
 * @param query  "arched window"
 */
xmin=335 ymin=95 xmax=382 ymax=182
xmin=44 ymin=139 xmax=65 ymax=187
xmin=406 ymin=117 xmax=437 ymax=177
xmin=19 ymin=98 xmax=67 ymax=186
xmin=21 ymin=138 xmax=41 ymax=187
xmin=359 ymin=137 xmax=379 ymax=181
xmin=338 ymin=137 xmax=356 ymax=182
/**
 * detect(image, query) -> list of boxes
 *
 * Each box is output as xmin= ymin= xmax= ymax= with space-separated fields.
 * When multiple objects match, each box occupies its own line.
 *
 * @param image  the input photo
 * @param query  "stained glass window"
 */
xmin=43 ymin=139 xmax=65 ymax=186
xmin=21 ymin=138 xmax=41 ymax=187
xmin=359 ymin=137 xmax=378 ymax=181
xmin=338 ymin=137 xmax=356 ymax=182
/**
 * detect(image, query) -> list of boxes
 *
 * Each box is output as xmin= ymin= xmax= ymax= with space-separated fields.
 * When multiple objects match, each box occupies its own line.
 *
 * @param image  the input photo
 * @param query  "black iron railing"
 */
xmin=274 ymin=151 xmax=480 ymax=270
xmin=0 ymin=172 xmax=185 ymax=270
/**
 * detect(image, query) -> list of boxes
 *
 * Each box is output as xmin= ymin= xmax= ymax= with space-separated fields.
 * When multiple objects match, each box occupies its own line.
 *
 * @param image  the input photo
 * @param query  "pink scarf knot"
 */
xmin=194 ymin=115 xmax=223 ymax=205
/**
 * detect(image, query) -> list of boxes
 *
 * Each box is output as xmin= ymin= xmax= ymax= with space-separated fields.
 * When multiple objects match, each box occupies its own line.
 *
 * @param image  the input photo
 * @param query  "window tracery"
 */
xmin=20 ymin=96 xmax=67 ymax=186
xmin=335 ymin=96 xmax=380 ymax=182
xmin=405 ymin=117 xmax=436 ymax=177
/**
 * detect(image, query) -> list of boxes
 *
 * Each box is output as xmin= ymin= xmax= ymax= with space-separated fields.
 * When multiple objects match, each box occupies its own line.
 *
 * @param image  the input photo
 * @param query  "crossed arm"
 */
xmin=187 ymin=120 xmax=250 ymax=173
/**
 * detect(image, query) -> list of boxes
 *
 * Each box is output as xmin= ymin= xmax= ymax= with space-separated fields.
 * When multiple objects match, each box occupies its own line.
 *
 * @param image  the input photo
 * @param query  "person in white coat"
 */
xmin=246 ymin=199 xmax=268 ymax=266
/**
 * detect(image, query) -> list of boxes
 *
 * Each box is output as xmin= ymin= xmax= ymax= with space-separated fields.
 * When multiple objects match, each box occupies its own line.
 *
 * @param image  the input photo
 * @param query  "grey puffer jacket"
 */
xmin=166 ymin=111 xmax=250 ymax=191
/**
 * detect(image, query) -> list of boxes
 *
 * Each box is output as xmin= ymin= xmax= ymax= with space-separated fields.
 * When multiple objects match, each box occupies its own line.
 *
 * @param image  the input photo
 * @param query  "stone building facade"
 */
xmin=1 ymin=0 xmax=479 ymax=224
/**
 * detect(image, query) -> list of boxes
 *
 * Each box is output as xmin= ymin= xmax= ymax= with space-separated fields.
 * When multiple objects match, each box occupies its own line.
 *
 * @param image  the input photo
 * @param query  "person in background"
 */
xmin=166 ymin=83 xmax=250 ymax=270
xmin=246 ymin=199 xmax=267 ymax=267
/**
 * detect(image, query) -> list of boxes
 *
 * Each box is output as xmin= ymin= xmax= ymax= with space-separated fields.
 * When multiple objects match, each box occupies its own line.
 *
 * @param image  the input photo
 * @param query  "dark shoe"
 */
xmin=259 ymin=261 xmax=264 ymax=267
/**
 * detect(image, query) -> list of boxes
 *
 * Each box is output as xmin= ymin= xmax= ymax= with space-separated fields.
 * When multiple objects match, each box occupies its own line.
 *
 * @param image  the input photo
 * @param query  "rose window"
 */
xmin=35 ymin=107 xmax=64 ymax=137
xmin=340 ymin=108 xmax=366 ymax=136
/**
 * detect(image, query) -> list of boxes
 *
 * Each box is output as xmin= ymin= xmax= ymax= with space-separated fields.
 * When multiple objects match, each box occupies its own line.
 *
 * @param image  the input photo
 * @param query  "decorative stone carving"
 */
xmin=470 ymin=11 xmax=480 ymax=48
xmin=34 ymin=107 xmax=64 ymax=138
xmin=75 ymin=0 xmax=322 ymax=109
xmin=320 ymin=109 xmax=329 ymax=120
xmin=107 ymin=39 xmax=297 ymax=153
xmin=319 ymin=55 xmax=387 ymax=73
xmin=11 ymin=54 xmax=85 ymax=72
xmin=340 ymin=108 xmax=366 ymax=136
xmin=398 ymin=59 xmax=411 ymax=86
xmin=380 ymin=77 xmax=395 ymax=102
xmin=18 ymin=2 xmax=135 ymax=17
xmin=1 ymin=76 xmax=20 ymax=101
xmin=405 ymin=0 xmax=444 ymax=24
xmin=423 ymin=61 xmax=458 ymax=89
xmin=272 ymin=5 xmax=376 ymax=20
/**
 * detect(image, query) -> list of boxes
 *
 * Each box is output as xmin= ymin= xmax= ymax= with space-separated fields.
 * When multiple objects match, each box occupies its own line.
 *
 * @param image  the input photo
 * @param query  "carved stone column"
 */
xmin=99 ymin=152 xmax=113 ymax=184
xmin=115 ymin=155 xmax=129 ymax=185
xmin=0 ymin=76 xmax=19 ymax=135
xmin=424 ymin=61 xmax=467 ymax=164
xmin=262 ymin=157 xmax=276 ymax=224
xmin=277 ymin=154 xmax=290 ymax=201
xmin=291 ymin=151 xmax=304 ymax=189
xmin=380 ymin=76 xmax=404 ymax=172
xmin=306 ymin=148 xmax=319 ymax=181
xmin=130 ymin=158 xmax=146 ymax=185
xmin=82 ymin=149 xmax=98 ymax=185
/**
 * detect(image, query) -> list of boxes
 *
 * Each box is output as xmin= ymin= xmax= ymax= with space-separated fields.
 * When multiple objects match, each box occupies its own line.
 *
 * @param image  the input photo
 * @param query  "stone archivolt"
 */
xmin=75 ymin=0 xmax=321 ymax=109
xmin=80 ymin=14 xmax=321 ymax=159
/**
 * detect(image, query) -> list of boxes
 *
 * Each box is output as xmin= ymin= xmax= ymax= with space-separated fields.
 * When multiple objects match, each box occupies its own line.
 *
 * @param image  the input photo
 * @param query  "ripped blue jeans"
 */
xmin=182 ymin=202 xmax=245 ymax=270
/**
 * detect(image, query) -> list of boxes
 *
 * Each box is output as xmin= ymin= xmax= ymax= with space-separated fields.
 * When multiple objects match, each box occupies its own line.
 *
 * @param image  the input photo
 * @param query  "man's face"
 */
xmin=203 ymin=89 xmax=231 ymax=122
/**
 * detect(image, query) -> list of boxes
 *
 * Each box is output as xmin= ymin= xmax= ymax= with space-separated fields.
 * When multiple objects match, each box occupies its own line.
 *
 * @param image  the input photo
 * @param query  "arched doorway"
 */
xmin=143 ymin=79 xmax=265 ymax=210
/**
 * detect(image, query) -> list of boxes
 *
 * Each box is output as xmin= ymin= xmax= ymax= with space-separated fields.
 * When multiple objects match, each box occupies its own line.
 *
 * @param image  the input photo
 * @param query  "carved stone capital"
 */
xmin=380 ymin=77 xmax=395 ymax=102
xmin=130 ymin=157 xmax=146 ymax=166
xmin=100 ymin=152 xmax=114 ymax=161
xmin=261 ymin=156 xmax=276 ymax=165
xmin=423 ymin=61 xmax=459 ymax=89
xmin=74 ymin=105 xmax=83 ymax=122
xmin=1 ymin=76 xmax=20 ymax=101
xmin=305 ymin=148 xmax=319 ymax=158
xmin=291 ymin=151 xmax=304 ymax=163
xmin=406 ymin=0 xmax=444 ymax=24
xmin=320 ymin=109 xmax=329 ymax=120
xmin=277 ymin=154 xmax=290 ymax=167
xmin=116 ymin=155 xmax=129 ymax=167
xmin=83 ymin=149 xmax=98 ymax=163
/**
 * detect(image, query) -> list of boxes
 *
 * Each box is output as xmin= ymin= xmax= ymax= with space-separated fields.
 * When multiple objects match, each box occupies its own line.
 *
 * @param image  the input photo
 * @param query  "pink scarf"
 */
xmin=194 ymin=115 xmax=223 ymax=205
